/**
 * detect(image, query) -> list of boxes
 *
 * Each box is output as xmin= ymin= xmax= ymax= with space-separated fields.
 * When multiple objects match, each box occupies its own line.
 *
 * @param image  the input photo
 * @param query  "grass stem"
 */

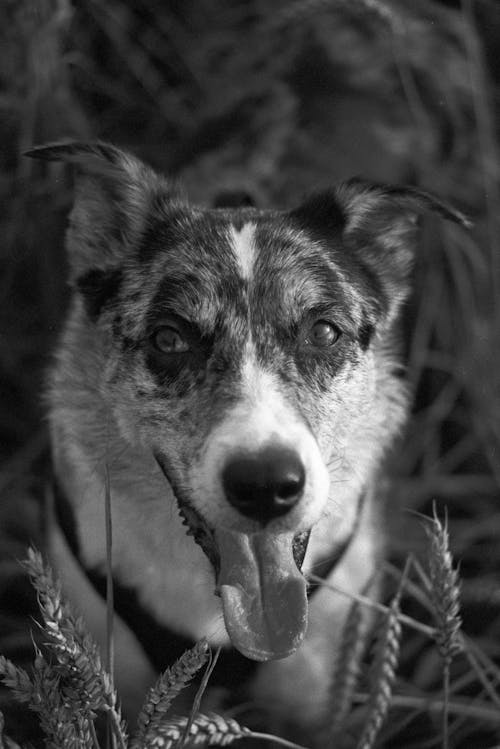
xmin=104 ymin=464 xmax=114 ymax=683
xmin=307 ymin=574 xmax=437 ymax=638
xmin=443 ymin=657 xmax=450 ymax=749
xmin=353 ymin=692 xmax=500 ymax=724
xmin=104 ymin=464 xmax=115 ymax=749
xmin=248 ymin=731 xmax=309 ymax=749
xmin=105 ymin=706 xmax=127 ymax=749
xmin=180 ymin=646 xmax=221 ymax=748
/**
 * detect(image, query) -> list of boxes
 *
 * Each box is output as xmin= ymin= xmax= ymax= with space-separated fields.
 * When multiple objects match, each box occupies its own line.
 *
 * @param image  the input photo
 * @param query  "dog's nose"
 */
xmin=222 ymin=445 xmax=305 ymax=524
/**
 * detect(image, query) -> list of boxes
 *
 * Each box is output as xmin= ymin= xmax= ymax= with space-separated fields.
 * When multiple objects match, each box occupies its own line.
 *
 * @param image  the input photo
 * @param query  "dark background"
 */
xmin=0 ymin=1 xmax=499 ymax=747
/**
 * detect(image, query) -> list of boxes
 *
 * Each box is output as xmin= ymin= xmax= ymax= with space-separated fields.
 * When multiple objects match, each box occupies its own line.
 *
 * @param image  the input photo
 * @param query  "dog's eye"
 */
xmin=306 ymin=320 xmax=341 ymax=347
xmin=153 ymin=326 xmax=190 ymax=354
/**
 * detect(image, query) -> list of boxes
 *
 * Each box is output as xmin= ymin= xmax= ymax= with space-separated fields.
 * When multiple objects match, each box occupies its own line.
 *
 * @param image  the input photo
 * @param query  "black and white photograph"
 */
xmin=0 ymin=2 xmax=499 ymax=747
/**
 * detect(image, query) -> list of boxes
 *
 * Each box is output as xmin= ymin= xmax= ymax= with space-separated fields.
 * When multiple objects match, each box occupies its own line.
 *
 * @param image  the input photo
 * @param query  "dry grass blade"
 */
xmin=132 ymin=639 xmax=210 ymax=749
xmin=307 ymin=573 xmax=437 ymax=639
xmin=270 ymin=0 xmax=399 ymax=33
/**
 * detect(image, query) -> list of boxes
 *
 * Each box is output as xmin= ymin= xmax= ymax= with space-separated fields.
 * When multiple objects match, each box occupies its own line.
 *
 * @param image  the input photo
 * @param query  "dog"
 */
xmin=27 ymin=141 xmax=468 ymax=734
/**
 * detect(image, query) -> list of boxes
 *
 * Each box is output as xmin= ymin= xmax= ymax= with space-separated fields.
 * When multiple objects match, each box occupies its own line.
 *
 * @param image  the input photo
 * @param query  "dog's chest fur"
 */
xmin=32 ymin=141 xmax=467 ymax=728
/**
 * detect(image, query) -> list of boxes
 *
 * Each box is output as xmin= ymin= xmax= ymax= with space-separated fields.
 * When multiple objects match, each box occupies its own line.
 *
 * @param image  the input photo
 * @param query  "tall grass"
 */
xmin=1 ymin=508 xmax=499 ymax=748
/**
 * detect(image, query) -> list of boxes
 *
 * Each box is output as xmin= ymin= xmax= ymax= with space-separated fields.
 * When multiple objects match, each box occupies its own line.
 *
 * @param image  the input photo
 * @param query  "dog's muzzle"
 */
xmin=155 ymin=451 xmax=311 ymax=663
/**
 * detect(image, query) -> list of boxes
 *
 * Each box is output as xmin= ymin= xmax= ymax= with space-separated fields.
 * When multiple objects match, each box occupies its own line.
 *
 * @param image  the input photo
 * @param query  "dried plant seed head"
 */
xmin=424 ymin=508 xmax=463 ymax=660
xmin=0 ymin=657 xmax=34 ymax=704
xmin=143 ymin=712 xmax=252 ymax=749
xmin=357 ymin=595 xmax=402 ymax=749
xmin=132 ymin=639 xmax=210 ymax=749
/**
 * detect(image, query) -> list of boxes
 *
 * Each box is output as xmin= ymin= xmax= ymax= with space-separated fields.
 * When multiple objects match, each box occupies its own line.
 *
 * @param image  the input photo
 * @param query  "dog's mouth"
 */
xmin=155 ymin=455 xmax=309 ymax=661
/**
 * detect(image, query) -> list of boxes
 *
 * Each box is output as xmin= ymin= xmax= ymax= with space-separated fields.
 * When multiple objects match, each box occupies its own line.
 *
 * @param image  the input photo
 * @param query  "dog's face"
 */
xmin=30 ymin=143 xmax=468 ymax=662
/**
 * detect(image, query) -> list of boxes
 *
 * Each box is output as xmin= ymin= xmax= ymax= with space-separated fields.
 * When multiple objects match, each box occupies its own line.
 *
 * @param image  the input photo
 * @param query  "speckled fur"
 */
xmin=29 ymin=141 xmax=468 ymax=728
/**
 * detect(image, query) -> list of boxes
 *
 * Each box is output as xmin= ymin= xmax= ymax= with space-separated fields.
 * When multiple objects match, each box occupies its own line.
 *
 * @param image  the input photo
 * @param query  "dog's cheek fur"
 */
xmin=293 ymin=342 xmax=407 ymax=497
xmin=101 ymin=343 xmax=238 ymax=484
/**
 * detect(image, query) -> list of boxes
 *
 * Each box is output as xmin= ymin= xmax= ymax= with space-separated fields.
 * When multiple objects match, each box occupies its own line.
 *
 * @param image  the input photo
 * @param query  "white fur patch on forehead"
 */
xmin=229 ymin=222 xmax=256 ymax=281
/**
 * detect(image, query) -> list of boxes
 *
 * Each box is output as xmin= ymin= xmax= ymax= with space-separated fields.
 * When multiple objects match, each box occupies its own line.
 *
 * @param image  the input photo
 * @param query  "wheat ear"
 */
xmin=425 ymin=507 xmax=462 ymax=661
xmin=30 ymin=644 xmax=92 ymax=748
xmin=0 ymin=656 xmax=33 ymax=704
xmin=142 ymin=712 xmax=250 ymax=748
xmin=22 ymin=548 xmax=126 ymax=746
xmin=0 ymin=709 xmax=24 ymax=749
xmin=153 ymin=713 xmax=310 ymax=749
xmin=132 ymin=639 xmax=209 ymax=749
xmin=425 ymin=506 xmax=462 ymax=749
xmin=324 ymin=573 xmax=379 ymax=740
xmin=355 ymin=561 xmax=409 ymax=749
xmin=22 ymin=548 xmax=121 ymax=718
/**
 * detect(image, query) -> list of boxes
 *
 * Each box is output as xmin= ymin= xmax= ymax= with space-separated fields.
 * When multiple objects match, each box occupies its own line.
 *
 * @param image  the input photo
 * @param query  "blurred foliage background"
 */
xmin=1 ymin=0 xmax=500 ymax=746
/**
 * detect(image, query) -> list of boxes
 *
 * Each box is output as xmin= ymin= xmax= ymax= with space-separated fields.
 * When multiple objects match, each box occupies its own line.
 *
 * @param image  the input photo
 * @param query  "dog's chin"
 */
xmin=154 ymin=453 xmax=310 ymax=661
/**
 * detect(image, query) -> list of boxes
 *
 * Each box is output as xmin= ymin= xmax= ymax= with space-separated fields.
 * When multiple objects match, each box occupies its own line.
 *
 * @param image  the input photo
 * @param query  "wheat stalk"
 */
xmin=181 ymin=646 xmax=221 ymax=748
xmin=104 ymin=461 xmax=117 ymax=749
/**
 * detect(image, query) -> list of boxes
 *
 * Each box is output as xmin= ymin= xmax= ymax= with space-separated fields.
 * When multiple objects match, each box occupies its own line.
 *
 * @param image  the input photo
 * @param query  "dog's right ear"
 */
xmin=25 ymin=142 xmax=175 ymax=276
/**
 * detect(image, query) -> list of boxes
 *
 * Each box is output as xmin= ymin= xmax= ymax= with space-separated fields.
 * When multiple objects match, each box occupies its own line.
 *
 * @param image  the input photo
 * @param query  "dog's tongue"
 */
xmin=216 ymin=529 xmax=308 ymax=661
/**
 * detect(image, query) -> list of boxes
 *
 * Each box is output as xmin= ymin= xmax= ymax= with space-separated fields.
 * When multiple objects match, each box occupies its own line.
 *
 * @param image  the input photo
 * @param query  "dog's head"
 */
xmin=28 ymin=142 xmax=469 ymax=661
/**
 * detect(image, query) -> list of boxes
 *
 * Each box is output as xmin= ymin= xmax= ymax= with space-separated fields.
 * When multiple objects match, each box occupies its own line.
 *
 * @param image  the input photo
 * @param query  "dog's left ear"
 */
xmin=290 ymin=179 xmax=471 ymax=320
